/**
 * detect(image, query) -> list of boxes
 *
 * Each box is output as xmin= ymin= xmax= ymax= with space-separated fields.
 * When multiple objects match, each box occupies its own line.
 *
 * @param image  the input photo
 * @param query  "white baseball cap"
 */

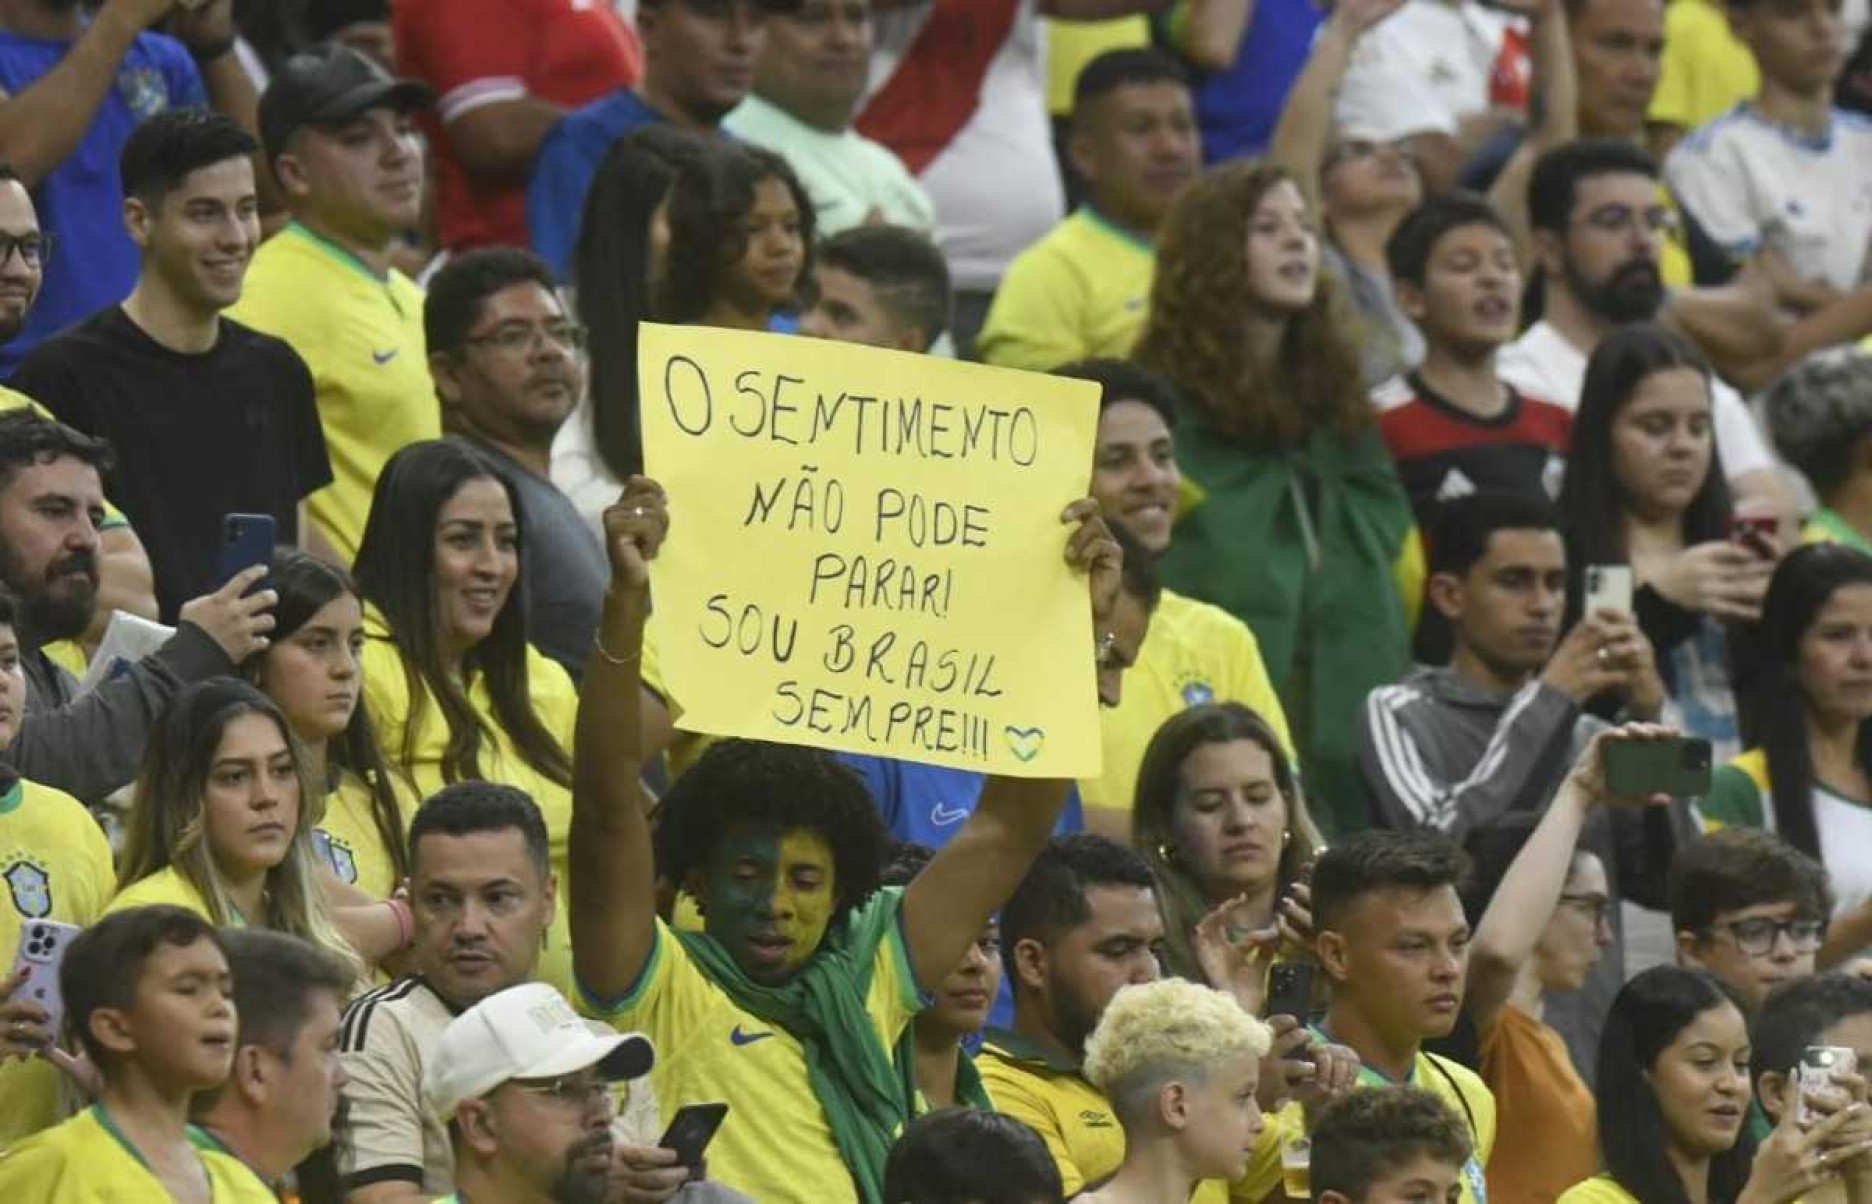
xmin=423 ymin=982 xmax=656 ymax=1121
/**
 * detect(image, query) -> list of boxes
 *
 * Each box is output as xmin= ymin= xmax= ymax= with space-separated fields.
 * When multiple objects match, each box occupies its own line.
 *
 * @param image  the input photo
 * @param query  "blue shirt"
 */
xmin=0 ymin=29 xmax=204 ymax=375
xmin=838 ymin=754 xmax=1085 ymax=1030
xmin=1171 ymin=0 xmax=1322 ymax=163
xmin=528 ymin=89 xmax=665 ymax=278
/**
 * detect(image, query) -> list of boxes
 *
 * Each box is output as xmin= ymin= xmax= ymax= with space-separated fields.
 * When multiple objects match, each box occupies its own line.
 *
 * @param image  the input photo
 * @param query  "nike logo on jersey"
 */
xmin=730 ymin=1025 xmax=775 ymax=1046
xmin=371 ymin=348 xmax=400 ymax=365
xmin=930 ymin=801 xmax=970 ymax=827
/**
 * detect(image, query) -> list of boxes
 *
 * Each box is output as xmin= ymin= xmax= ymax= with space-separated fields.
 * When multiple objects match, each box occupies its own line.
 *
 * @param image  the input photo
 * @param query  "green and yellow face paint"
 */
xmin=699 ymin=826 xmax=839 ymax=984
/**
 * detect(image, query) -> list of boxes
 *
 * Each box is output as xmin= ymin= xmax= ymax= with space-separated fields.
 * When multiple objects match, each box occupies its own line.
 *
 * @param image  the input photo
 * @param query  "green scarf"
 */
xmin=675 ymin=887 xmax=912 ymax=1204
xmin=1159 ymin=425 xmax=1416 ymax=837
xmin=892 ymin=1028 xmax=994 ymax=1115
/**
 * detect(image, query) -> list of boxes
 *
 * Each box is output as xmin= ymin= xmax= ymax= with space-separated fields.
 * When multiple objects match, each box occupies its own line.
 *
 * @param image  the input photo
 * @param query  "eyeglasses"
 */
xmin=508 ymin=1073 xmax=615 ymax=1113
xmin=1574 ymin=204 xmax=1681 ymax=237
xmin=1558 ymin=893 xmax=1613 ymax=926
xmin=463 ymin=320 xmax=588 ymax=355
xmin=1706 ymin=917 xmax=1826 ymax=957
xmin=0 ymin=232 xmax=52 ymax=269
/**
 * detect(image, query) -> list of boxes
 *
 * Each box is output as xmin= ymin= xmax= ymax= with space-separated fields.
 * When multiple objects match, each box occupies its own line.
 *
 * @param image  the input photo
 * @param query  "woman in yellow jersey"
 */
xmin=109 ymin=679 xmax=369 ymax=978
xmin=1077 ymin=979 xmax=1272 ymax=1204
xmin=352 ymin=438 xmax=578 ymax=989
xmin=1133 ymin=703 xmax=1323 ymax=985
xmin=248 ymin=551 xmax=412 ymax=901
xmin=1560 ymin=965 xmax=1868 ymax=1204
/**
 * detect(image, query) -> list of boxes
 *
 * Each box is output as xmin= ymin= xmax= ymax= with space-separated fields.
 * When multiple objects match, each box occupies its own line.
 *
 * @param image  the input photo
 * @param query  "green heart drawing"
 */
xmin=1005 ymin=726 xmax=1046 ymax=762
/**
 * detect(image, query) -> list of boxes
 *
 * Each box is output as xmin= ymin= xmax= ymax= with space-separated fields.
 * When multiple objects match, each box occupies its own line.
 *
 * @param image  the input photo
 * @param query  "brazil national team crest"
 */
xmin=1180 ymin=679 xmax=1215 ymax=708
xmin=314 ymin=829 xmax=359 ymax=885
xmin=5 ymin=859 xmax=51 ymax=918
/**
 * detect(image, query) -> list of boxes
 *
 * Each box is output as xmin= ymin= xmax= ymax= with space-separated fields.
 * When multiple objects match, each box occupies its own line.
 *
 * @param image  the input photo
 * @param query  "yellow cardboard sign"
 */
xmin=640 ymin=323 xmax=1102 ymax=777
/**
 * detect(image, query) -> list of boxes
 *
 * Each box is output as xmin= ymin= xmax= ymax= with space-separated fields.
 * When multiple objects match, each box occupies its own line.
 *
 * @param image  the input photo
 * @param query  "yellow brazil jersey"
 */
xmin=228 ymin=223 xmax=438 ymax=562
xmin=1083 ymin=589 xmax=1295 ymax=813
xmin=579 ymin=893 xmax=922 ymax=1203
xmin=0 ymin=779 xmax=114 ymax=1146
xmin=361 ymin=613 xmax=579 ymax=996
xmin=105 ymin=865 xmax=219 ymax=922
xmin=1650 ymin=0 xmax=1758 ymax=133
xmin=976 ymin=208 xmax=1155 ymax=372
xmin=976 ymin=1028 xmax=1285 ymax=1201
xmin=1558 ymin=1174 xmax=1641 ymax=1204
xmin=1282 ymin=1044 xmax=1496 ymax=1204
xmin=0 ymin=1105 xmax=275 ymax=1199
xmin=313 ymin=769 xmax=414 ymax=901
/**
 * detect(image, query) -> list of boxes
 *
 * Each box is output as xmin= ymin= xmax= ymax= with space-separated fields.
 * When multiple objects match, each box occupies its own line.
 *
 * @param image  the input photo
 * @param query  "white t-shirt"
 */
xmin=1664 ymin=106 xmax=1872 ymax=292
xmin=1334 ymin=0 xmax=1527 ymax=140
xmin=1496 ymin=320 xmax=1774 ymax=481
xmin=863 ymin=0 xmax=1064 ymax=291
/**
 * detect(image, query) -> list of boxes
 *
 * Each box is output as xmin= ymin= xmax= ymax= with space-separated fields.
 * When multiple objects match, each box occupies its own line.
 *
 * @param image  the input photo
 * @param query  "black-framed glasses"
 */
xmin=1706 ymin=916 xmax=1826 ymax=957
xmin=463 ymin=319 xmax=588 ymax=355
xmin=507 ymin=1073 xmax=615 ymax=1113
xmin=0 ymin=232 xmax=52 ymax=269
xmin=1558 ymin=893 xmax=1613 ymax=926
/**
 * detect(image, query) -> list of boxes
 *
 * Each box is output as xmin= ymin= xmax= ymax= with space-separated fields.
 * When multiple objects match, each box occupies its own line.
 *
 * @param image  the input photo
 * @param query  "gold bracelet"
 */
xmin=593 ymin=633 xmax=641 ymax=666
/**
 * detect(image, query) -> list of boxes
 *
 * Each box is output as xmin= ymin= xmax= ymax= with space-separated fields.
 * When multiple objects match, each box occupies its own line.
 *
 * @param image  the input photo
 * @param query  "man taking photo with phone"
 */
xmin=1358 ymin=491 xmax=1673 ymax=1069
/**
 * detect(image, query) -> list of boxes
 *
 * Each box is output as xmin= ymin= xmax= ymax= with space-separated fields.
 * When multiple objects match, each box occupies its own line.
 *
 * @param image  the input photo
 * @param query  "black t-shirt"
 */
xmin=13 ymin=306 xmax=333 ymax=621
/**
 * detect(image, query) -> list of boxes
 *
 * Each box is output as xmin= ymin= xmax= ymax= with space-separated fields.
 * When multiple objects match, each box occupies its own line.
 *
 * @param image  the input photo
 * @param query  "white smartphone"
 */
xmin=1798 ymin=1045 xmax=1857 ymax=1126
xmin=8 ymin=920 xmax=82 ymax=1044
xmin=1584 ymin=565 xmax=1634 ymax=616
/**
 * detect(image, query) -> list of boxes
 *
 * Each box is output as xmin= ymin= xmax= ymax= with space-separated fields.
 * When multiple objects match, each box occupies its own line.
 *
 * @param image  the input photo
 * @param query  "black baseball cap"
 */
xmin=259 ymin=45 xmax=432 ymax=164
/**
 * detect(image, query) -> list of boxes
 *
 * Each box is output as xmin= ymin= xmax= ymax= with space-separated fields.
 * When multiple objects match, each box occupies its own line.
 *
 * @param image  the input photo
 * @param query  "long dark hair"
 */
xmin=1747 ymin=543 xmax=1872 ymax=858
xmin=1596 ymin=966 xmax=1756 ymax=1204
xmin=1131 ymin=703 xmax=1322 ymax=981
xmin=656 ymin=143 xmax=815 ymax=324
xmin=353 ymin=439 xmax=572 ymax=791
xmin=250 ymin=549 xmax=412 ymax=881
xmin=1558 ymin=324 xmax=1731 ymax=609
xmin=573 ymin=125 xmax=710 ymax=482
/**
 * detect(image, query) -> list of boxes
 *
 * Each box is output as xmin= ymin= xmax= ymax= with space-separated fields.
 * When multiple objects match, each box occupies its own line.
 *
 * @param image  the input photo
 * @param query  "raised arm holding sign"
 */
xmin=569 ymin=368 xmax=1121 ymax=1202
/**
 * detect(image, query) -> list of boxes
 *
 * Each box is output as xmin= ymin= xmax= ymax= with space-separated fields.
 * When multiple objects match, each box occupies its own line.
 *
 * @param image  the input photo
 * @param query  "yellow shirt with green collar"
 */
xmin=0 ymin=1105 xmax=275 ymax=1198
xmin=1282 ymin=1038 xmax=1496 ymax=1204
xmin=227 ymin=222 xmax=437 ymax=562
xmin=0 ymin=777 xmax=114 ymax=1147
xmin=1083 ymin=588 xmax=1294 ymax=812
xmin=1803 ymin=507 xmax=1872 ymax=557
xmin=577 ymin=889 xmax=924 ymax=1203
xmin=312 ymin=769 xmax=414 ymax=901
xmin=976 ymin=208 xmax=1155 ymax=372
xmin=360 ymin=611 xmax=579 ymax=996
xmin=975 ymin=1027 xmax=1286 ymax=1202
xmin=104 ymin=865 xmax=221 ymax=922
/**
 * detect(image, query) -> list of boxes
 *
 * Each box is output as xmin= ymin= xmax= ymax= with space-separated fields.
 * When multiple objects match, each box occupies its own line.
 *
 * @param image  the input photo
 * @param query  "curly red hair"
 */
xmin=1134 ymin=161 xmax=1370 ymax=448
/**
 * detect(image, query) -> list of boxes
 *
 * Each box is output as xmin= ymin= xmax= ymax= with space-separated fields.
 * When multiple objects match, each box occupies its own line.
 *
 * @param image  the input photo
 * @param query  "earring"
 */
xmin=1281 ymin=829 xmax=1291 ymax=846
xmin=1157 ymin=843 xmax=1178 ymax=866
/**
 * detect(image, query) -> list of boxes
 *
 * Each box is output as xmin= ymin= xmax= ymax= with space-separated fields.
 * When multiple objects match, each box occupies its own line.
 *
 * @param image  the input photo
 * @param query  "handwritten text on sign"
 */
xmin=640 ymin=323 xmax=1101 ymax=777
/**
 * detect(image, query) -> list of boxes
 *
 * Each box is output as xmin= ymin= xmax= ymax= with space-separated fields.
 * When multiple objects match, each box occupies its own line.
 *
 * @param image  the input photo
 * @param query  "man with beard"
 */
xmin=978 ymin=834 xmax=1348 ymax=1200
xmin=1497 ymin=138 xmax=1782 ymax=512
xmin=0 ymin=408 xmax=274 ymax=806
xmin=0 ymin=0 xmax=263 ymax=374
xmin=430 ymin=249 xmax=606 ymax=682
xmin=426 ymin=983 xmax=657 ymax=1204
xmin=191 ymin=930 xmax=356 ymax=1194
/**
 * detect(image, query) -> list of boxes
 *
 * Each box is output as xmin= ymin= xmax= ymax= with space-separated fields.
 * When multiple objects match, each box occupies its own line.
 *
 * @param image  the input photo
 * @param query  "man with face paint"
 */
xmin=570 ymin=477 xmax=1127 ymax=1202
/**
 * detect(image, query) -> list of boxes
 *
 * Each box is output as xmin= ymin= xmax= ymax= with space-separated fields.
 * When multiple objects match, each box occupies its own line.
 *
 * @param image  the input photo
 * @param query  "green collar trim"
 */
xmin=1078 ymin=206 xmax=1154 ymax=254
xmin=982 ymin=1025 xmax=1081 ymax=1074
xmin=0 ymin=780 xmax=23 ymax=816
xmin=286 ymin=221 xmax=389 ymax=285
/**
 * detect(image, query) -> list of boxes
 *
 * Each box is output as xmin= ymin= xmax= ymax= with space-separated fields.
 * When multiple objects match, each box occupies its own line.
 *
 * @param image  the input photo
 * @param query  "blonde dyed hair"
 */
xmin=1083 ymin=979 xmax=1271 ymax=1117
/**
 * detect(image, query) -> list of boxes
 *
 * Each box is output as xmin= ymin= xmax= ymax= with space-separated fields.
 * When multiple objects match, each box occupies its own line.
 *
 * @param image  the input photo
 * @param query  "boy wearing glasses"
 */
xmin=427 ymin=248 xmax=606 ymax=682
xmin=230 ymin=45 xmax=438 ymax=564
xmin=1670 ymin=827 xmax=1831 ymax=1014
xmin=423 ymin=982 xmax=658 ymax=1204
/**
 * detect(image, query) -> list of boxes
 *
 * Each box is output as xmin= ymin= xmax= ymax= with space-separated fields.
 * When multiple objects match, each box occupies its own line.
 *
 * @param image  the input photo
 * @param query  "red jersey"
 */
xmin=395 ymin=0 xmax=643 ymax=251
xmin=1374 ymin=371 xmax=1572 ymax=523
